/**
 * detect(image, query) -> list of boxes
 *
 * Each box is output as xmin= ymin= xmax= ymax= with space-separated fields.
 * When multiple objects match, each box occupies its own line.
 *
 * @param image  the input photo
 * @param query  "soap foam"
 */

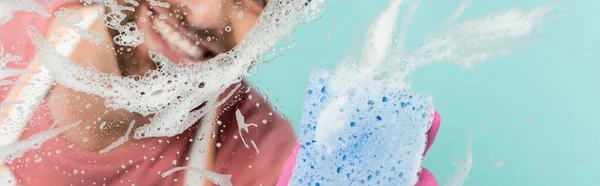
xmin=0 ymin=42 xmax=23 ymax=69
xmin=0 ymin=120 xmax=81 ymax=164
xmin=0 ymin=2 xmax=324 ymax=184
xmin=54 ymin=7 xmax=104 ymax=45
xmin=162 ymin=166 xmax=232 ymax=186
xmin=103 ymin=0 xmax=144 ymax=47
xmin=98 ymin=120 xmax=135 ymax=154
xmin=384 ymin=1 xmax=558 ymax=87
xmin=0 ymin=0 xmax=558 ymax=184
xmin=290 ymin=69 xmax=434 ymax=186
xmin=24 ymin=0 xmax=328 ymax=140
xmin=0 ymin=0 xmax=51 ymax=26
xmin=235 ymin=109 xmax=260 ymax=154
xmin=291 ymin=0 xmax=556 ymax=185
xmin=444 ymin=134 xmax=473 ymax=186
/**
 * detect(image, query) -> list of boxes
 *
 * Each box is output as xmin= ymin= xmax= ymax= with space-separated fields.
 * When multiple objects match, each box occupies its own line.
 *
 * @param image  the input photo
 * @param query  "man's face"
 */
xmin=113 ymin=0 xmax=266 ymax=75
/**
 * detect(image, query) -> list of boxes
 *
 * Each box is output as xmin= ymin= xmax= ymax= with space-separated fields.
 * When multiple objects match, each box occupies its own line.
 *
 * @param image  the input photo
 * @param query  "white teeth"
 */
xmin=153 ymin=20 xmax=205 ymax=59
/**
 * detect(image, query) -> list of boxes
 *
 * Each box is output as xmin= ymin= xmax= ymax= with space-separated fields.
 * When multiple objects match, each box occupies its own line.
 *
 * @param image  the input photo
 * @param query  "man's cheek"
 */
xmin=175 ymin=0 xmax=227 ymax=28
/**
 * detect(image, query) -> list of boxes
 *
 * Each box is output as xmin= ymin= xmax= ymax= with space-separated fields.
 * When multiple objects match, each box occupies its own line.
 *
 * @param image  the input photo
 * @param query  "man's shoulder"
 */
xmin=213 ymin=84 xmax=297 ymax=185
xmin=219 ymin=83 xmax=296 ymax=141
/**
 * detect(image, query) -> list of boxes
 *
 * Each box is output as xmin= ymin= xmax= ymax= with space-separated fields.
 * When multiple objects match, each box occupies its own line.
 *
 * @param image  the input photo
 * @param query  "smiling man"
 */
xmin=1 ymin=0 xmax=297 ymax=185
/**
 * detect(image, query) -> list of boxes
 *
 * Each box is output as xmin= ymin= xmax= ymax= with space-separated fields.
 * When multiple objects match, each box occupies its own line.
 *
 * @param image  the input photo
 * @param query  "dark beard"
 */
xmin=112 ymin=42 xmax=153 ymax=77
xmin=105 ymin=1 xmax=154 ymax=77
xmin=104 ymin=0 xmax=244 ymax=77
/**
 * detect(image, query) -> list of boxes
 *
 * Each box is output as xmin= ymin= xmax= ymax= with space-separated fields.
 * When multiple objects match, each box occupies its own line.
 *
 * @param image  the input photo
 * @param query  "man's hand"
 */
xmin=277 ymin=111 xmax=441 ymax=186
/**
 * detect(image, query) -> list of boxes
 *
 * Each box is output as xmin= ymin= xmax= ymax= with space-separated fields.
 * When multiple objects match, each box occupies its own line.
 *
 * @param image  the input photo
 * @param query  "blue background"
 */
xmin=248 ymin=0 xmax=600 ymax=185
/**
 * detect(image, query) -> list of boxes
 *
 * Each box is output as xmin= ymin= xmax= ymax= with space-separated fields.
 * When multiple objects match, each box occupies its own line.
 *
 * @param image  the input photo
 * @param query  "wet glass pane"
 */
xmin=0 ymin=0 xmax=597 ymax=185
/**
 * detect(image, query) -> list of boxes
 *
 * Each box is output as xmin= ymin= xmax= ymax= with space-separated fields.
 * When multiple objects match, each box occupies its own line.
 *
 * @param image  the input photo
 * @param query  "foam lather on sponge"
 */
xmin=289 ymin=69 xmax=434 ymax=186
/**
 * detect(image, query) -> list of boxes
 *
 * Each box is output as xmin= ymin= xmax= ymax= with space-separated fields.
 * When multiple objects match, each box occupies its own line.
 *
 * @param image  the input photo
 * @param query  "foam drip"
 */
xmin=444 ymin=134 xmax=473 ymax=186
xmin=98 ymin=120 xmax=135 ymax=154
xmin=235 ymin=109 xmax=260 ymax=154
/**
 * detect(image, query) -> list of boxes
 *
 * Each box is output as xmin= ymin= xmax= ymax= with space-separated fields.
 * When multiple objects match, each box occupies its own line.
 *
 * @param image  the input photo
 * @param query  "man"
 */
xmin=1 ymin=0 xmax=296 ymax=185
xmin=0 ymin=0 xmax=440 ymax=185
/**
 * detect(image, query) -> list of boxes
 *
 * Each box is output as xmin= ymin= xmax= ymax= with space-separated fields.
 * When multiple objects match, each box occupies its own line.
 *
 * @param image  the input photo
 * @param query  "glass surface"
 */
xmin=0 ymin=0 xmax=597 ymax=185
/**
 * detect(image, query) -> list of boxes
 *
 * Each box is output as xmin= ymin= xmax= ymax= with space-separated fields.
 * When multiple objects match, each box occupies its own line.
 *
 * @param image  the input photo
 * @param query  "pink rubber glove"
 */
xmin=277 ymin=111 xmax=441 ymax=186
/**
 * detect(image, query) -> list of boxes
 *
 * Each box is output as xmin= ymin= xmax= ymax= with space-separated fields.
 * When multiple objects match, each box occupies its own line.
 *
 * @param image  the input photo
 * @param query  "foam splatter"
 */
xmin=148 ymin=0 xmax=170 ymax=9
xmin=33 ymin=0 xmax=328 ymax=140
xmin=291 ymin=0 xmax=556 ymax=185
xmin=0 ymin=27 xmax=55 ymax=138
xmin=444 ymin=134 xmax=473 ymax=186
xmin=0 ymin=0 xmax=51 ymax=25
xmin=384 ymin=1 xmax=558 ymax=87
xmin=54 ymin=7 xmax=104 ymax=45
xmin=0 ymin=42 xmax=23 ymax=69
xmin=98 ymin=120 xmax=135 ymax=154
xmin=103 ymin=0 xmax=144 ymax=47
xmin=162 ymin=166 xmax=232 ymax=186
xmin=0 ymin=120 xmax=81 ymax=164
xmin=235 ymin=109 xmax=260 ymax=154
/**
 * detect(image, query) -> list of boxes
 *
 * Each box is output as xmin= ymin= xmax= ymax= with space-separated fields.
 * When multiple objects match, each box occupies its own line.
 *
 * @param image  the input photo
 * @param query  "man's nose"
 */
xmin=171 ymin=0 xmax=225 ymax=29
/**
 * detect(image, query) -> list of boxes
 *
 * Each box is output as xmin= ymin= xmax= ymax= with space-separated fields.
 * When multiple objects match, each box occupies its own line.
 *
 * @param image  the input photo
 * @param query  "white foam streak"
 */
xmin=0 ymin=43 xmax=22 ymax=69
xmin=0 ymin=80 xmax=30 ymax=86
xmin=444 ymin=134 xmax=473 ymax=186
xmin=34 ymin=0 xmax=327 ymax=139
xmin=0 ymin=100 xmax=24 ymax=107
xmin=319 ymin=0 xmax=408 ymax=141
xmin=132 ymin=83 xmax=241 ymax=139
xmin=104 ymin=0 xmax=144 ymax=47
xmin=0 ymin=34 xmax=55 ymax=140
xmin=162 ymin=166 xmax=232 ymax=186
xmin=54 ymin=8 xmax=104 ymax=45
xmin=359 ymin=0 xmax=404 ymax=79
xmin=385 ymin=1 xmax=554 ymax=88
xmin=444 ymin=0 xmax=472 ymax=26
xmin=0 ymin=0 xmax=51 ymax=25
xmin=0 ymin=69 xmax=39 ymax=80
xmin=317 ymin=0 xmax=408 ymax=146
xmin=412 ymin=4 xmax=550 ymax=69
xmin=315 ymin=94 xmax=348 ymax=152
xmin=124 ymin=0 xmax=140 ymax=7
xmin=395 ymin=0 xmax=421 ymax=56
xmin=0 ymin=120 xmax=81 ymax=164
xmin=99 ymin=120 xmax=135 ymax=154
xmin=312 ymin=2 xmax=552 ymax=180
xmin=235 ymin=109 xmax=258 ymax=150
xmin=149 ymin=0 xmax=170 ymax=9
xmin=250 ymin=140 xmax=259 ymax=154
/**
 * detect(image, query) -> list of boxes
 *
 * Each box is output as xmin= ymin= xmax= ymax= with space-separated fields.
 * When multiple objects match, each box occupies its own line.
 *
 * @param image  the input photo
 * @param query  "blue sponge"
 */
xmin=289 ymin=69 xmax=434 ymax=186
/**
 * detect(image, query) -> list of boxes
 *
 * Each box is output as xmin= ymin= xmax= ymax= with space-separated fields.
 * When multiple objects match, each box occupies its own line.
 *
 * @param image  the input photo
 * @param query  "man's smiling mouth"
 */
xmin=147 ymin=7 xmax=218 ymax=61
